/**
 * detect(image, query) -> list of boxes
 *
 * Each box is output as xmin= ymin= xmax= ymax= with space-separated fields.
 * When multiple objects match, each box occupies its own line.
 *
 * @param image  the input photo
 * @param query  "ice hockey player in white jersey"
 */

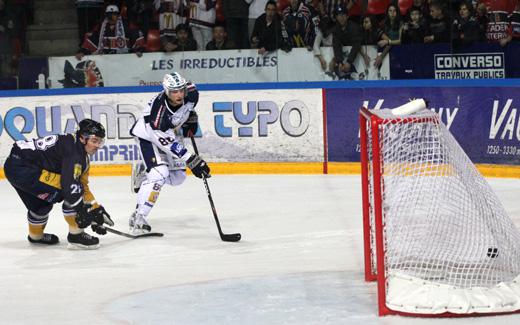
xmin=129 ymin=72 xmax=211 ymax=234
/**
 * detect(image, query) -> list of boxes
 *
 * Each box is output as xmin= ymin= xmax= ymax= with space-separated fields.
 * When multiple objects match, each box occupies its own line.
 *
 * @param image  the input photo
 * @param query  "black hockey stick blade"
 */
xmin=221 ymin=233 xmax=241 ymax=242
xmin=104 ymin=226 xmax=164 ymax=239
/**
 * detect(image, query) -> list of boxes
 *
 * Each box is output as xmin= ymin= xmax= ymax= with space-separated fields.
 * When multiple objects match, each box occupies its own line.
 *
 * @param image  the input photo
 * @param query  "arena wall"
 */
xmin=1 ymin=79 xmax=520 ymax=178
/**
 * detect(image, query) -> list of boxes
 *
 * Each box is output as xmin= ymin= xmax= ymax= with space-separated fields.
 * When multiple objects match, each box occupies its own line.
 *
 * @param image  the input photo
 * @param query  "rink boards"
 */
xmin=1 ymin=79 xmax=520 ymax=178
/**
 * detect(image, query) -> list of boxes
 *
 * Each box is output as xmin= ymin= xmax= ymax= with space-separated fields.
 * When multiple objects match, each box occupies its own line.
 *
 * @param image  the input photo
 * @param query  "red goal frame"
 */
xmin=360 ymin=107 xmax=447 ymax=317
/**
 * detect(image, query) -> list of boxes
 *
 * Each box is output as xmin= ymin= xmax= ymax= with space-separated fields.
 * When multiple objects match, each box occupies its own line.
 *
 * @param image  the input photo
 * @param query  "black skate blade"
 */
xmin=104 ymin=227 xmax=164 ymax=239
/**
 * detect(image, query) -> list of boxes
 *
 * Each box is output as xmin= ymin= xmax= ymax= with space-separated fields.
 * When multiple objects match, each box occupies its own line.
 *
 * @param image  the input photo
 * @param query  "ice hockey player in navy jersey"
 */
xmin=3 ymin=119 xmax=114 ymax=249
xmin=129 ymin=72 xmax=210 ymax=234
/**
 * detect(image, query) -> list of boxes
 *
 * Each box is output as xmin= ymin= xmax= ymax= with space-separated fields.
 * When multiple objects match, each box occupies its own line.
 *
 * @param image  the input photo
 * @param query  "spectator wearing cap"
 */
xmin=75 ymin=0 xmax=105 ymax=46
xmin=188 ymin=0 xmax=217 ymax=51
xmin=206 ymin=23 xmax=236 ymax=50
xmin=322 ymin=0 xmax=358 ymax=25
xmin=78 ymin=5 xmax=146 ymax=57
xmin=329 ymin=5 xmax=362 ymax=76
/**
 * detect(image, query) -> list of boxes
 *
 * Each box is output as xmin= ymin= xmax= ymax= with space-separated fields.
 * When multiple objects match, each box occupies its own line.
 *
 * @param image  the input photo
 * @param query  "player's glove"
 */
xmin=90 ymin=206 xmax=114 ymax=235
xmin=186 ymin=154 xmax=211 ymax=179
xmin=182 ymin=111 xmax=199 ymax=137
xmin=75 ymin=203 xmax=96 ymax=228
xmin=76 ymin=205 xmax=114 ymax=231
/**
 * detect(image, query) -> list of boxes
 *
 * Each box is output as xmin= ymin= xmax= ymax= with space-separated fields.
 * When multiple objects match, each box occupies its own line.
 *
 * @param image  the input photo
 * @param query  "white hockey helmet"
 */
xmin=105 ymin=5 xmax=119 ymax=14
xmin=162 ymin=72 xmax=187 ymax=96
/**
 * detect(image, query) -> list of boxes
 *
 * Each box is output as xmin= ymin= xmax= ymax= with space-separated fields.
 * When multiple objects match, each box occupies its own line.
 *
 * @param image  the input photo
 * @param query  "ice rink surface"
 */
xmin=1 ymin=174 xmax=520 ymax=324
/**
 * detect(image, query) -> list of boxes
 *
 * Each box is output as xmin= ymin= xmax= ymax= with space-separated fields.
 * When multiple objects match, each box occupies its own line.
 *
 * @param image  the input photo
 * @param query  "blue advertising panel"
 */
xmin=325 ymin=88 xmax=363 ymax=163
xmin=326 ymin=82 xmax=520 ymax=165
xmin=17 ymin=57 xmax=48 ymax=89
xmin=390 ymin=43 xmax=520 ymax=80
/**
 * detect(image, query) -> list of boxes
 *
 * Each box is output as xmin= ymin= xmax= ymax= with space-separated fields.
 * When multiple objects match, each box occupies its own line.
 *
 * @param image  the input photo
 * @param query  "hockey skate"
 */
xmin=129 ymin=211 xmax=151 ymax=234
xmin=27 ymin=233 xmax=59 ymax=245
xmin=67 ymin=232 xmax=99 ymax=250
xmin=131 ymin=161 xmax=147 ymax=193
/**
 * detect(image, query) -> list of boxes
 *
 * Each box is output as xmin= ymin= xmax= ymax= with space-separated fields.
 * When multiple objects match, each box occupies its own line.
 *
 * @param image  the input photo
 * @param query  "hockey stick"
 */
xmin=104 ymin=226 xmax=164 ymax=239
xmin=190 ymin=136 xmax=241 ymax=242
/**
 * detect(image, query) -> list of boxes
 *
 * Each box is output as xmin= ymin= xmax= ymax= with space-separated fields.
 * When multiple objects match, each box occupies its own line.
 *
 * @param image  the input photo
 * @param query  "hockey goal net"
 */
xmin=360 ymin=106 xmax=520 ymax=316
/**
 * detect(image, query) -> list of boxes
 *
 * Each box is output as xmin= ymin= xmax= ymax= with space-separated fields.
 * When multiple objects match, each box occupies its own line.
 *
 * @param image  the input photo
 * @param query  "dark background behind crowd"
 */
xmin=0 ymin=0 xmax=519 ymax=83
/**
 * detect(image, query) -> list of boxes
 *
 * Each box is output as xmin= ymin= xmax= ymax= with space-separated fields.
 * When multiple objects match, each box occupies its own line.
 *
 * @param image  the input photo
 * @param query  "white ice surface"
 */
xmin=1 ymin=175 xmax=520 ymax=324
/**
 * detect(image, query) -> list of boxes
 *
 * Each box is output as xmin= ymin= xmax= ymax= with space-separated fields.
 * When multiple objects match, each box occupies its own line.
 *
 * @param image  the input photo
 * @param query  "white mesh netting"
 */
xmin=364 ymin=108 xmax=520 ymax=314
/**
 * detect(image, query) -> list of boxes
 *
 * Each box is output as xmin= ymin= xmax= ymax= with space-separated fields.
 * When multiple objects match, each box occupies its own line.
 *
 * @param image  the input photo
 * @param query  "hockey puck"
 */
xmin=487 ymin=247 xmax=499 ymax=258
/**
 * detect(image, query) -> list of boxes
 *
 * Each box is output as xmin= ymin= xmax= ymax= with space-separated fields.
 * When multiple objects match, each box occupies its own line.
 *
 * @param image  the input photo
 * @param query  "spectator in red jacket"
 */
xmin=477 ymin=0 xmax=515 ymax=46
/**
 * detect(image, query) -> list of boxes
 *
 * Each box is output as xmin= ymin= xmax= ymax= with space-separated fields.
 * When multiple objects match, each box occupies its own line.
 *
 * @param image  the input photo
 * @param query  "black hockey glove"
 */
xmin=76 ymin=205 xmax=114 ymax=230
xmin=75 ymin=204 xmax=95 ymax=229
xmin=90 ymin=206 xmax=114 ymax=235
xmin=182 ymin=111 xmax=199 ymax=137
xmin=186 ymin=154 xmax=211 ymax=179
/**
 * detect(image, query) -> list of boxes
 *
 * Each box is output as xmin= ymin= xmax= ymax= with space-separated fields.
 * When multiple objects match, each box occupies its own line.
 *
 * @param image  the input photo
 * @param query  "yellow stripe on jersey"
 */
xmin=39 ymin=169 xmax=62 ymax=189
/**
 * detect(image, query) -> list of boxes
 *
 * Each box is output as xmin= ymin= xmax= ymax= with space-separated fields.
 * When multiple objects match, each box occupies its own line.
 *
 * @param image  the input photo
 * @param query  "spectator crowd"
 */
xmin=0 ymin=0 xmax=30 ymax=78
xmin=1 ymin=0 xmax=520 ymax=79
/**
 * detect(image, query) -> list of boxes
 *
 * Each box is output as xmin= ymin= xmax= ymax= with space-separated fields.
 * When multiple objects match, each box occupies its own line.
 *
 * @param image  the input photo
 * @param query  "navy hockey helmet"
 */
xmin=77 ymin=119 xmax=106 ymax=139
xmin=163 ymin=72 xmax=187 ymax=96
